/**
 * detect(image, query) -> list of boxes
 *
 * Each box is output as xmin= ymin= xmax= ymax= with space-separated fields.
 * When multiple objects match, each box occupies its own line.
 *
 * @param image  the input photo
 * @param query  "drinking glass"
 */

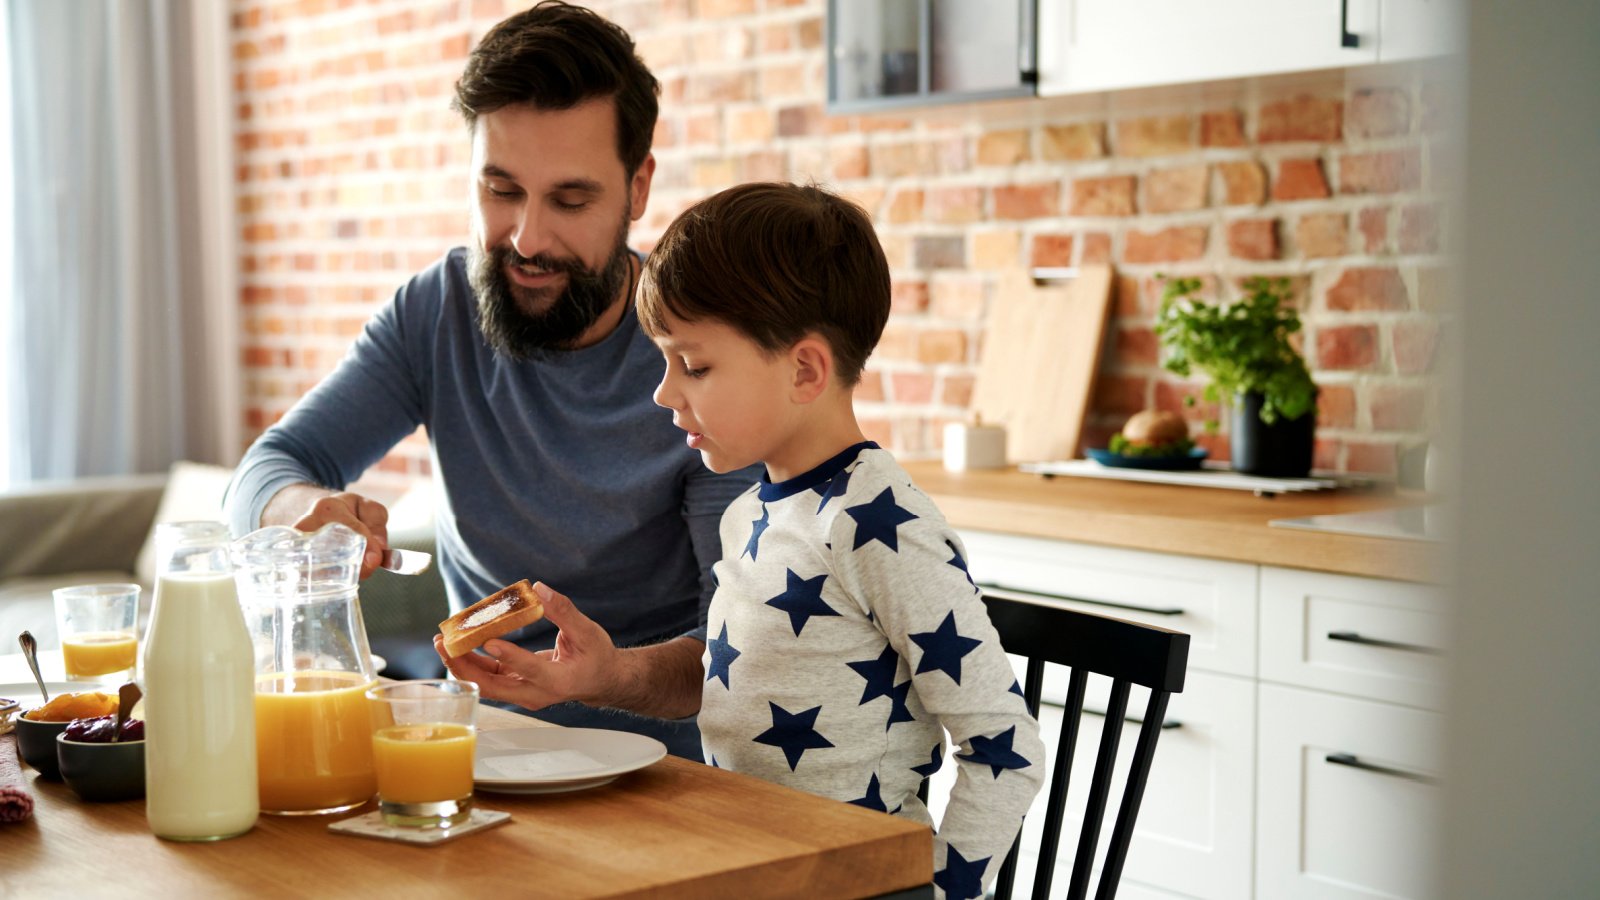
xmin=53 ymin=583 xmax=141 ymax=682
xmin=366 ymin=680 xmax=479 ymax=828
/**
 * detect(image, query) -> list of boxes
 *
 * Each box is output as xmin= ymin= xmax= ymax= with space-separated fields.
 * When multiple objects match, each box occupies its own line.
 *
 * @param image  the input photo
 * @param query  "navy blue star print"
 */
xmin=1009 ymin=679 xmax=1024 ymax=699
xmin=934 ymin=846 xmax=992 ymax=900
xmin=911 ymin=743 xmax=944 ymax=779
xmin=705 ymin=622 xmax=740 ymax=689
xmin=753 ymin=702 xmax=834 ymax=771
xmin=848 ymin=773 xmax=887 ymax=812
xmin=946 ymin=539 xmax=977 ymax=588
xmin=765 ymin=569 xmax=837 ymax=636
xmin=815 ymin=464 xmax=854 ymax=512
xmin=845 ymin=645 xmax=917 ymax=730
xmin=957 ymin=726 xmax=1032 ymax=779
xmin=884 ymin=679 xmax=916 ymax=730
xmin=743 ymin=504 xmax=770 ymax=560
xmin=845 ymin=487 xmax=918 ymax=552
xmin=846 ymin=645 xmax=900 ymax=705
xmin=910 ymin=611 xmax=983 ymax=685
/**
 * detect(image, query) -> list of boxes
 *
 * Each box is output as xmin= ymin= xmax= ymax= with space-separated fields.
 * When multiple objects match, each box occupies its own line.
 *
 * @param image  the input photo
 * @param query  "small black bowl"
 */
xmin=56 ymin=733 xmax=146 ymax=802
xmin=13 ymin=713 xmax=69 ymax=780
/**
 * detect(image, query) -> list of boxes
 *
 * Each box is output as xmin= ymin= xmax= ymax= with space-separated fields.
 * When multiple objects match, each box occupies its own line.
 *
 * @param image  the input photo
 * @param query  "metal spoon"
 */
xmin=113 ymin=682 xmax=142 ymax=743
xmin=17 ymin=631 xmax=49 ymax=705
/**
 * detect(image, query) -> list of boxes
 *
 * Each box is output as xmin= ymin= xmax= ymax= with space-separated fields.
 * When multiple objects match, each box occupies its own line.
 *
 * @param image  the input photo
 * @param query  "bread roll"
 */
xmin=438 ymin=579 xmax=545 ymax=659
xmin=1120 ymin=409 xmax=1189 ymax=448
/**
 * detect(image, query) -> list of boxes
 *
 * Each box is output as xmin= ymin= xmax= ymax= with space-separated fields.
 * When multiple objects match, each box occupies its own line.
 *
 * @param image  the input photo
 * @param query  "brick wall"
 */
xmin=234 ymin=0 xmax=1455 ymax=497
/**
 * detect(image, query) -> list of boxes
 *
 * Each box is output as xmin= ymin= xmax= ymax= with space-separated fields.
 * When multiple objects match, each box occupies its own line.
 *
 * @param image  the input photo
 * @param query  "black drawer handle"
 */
xmin=1340 ymin=0 xmax=1361 ymax=48
xmin=979 ymin=583 xmax=1184 ymax=617
xmin=1327 ymin=631 xmax=1443 ymax=656
xmin=1325 ymin=752 xmax=1439 ymax=786
xmin=1040 ymin=698 xmax=1182 ymax=730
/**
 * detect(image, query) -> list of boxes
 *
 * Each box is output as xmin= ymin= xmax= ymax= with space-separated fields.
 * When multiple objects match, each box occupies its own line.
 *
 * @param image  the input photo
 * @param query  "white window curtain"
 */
xmin=3 ymin=0 xmax=237 ymax=485
xmin=0 ymin=5 xmax=12 ymax=489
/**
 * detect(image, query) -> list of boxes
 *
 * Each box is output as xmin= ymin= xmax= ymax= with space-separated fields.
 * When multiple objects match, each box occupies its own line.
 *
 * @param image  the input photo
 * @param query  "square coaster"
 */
xmin=328 ymin=808 xmax=511 ymax=846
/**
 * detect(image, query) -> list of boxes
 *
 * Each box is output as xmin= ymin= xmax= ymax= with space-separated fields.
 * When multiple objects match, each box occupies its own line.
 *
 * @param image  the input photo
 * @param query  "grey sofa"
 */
xmin=0 ymin=467 xmax=448 ymax=679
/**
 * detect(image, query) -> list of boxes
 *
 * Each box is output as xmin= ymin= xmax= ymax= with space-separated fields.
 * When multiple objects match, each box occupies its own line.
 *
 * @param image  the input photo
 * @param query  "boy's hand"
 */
xmin=435 ymin=582 xmax=622 ymax=711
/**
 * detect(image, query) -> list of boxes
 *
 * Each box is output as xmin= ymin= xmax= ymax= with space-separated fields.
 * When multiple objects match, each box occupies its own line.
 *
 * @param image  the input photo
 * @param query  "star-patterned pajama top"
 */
xmin=700 ymin=443 xmax=1046 ymax=900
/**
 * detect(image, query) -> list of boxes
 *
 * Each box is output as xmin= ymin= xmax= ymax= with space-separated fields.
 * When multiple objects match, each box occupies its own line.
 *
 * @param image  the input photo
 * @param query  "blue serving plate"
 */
xmin=1086 ymin=447 xmax=1209 ymax=471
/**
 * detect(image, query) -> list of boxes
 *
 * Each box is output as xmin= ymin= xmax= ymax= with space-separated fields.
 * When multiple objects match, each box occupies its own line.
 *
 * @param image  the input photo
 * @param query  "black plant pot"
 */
xmin=1231 ymin=392 xmax=1316 ymax=478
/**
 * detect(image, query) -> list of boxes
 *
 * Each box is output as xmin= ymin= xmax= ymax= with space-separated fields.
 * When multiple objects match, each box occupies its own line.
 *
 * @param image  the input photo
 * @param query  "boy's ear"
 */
xmin=789 ymin=336 xmax=833 ymax=405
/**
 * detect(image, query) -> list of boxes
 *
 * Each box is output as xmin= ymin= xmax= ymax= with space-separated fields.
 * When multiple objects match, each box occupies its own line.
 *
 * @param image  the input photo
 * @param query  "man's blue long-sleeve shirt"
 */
xmin=225 ymin=248 xmax=757 ymax=654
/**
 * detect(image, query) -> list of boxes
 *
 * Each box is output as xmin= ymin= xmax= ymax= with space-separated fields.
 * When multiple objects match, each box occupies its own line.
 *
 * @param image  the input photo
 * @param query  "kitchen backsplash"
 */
xmin=233 ymin=0 xmax=1456 ymax=498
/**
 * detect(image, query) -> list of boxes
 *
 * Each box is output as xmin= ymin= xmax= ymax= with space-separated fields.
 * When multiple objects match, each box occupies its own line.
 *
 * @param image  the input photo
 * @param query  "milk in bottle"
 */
xmin=141 ymin=521 xmax=259 ymax=841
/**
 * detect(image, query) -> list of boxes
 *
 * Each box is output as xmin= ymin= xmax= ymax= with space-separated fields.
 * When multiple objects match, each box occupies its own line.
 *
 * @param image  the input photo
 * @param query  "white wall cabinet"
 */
xmin=1377 ymin=0 xmax=1467 ymax=63
xmin=949 ymin=530 xmax=1449 ymax=899
xmin=1035 ymin=0 xmax=1460 ymax=97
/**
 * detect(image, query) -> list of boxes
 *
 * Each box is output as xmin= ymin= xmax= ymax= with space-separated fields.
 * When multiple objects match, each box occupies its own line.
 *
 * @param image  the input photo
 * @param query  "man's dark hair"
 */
xmin=452 ymin=1 xmax=659 ymax=175
xmin=638 ymin=183 xmax=891 ymax=388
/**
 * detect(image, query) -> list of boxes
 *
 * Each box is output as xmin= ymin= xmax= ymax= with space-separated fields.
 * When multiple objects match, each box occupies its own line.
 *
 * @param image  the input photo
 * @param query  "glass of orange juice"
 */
xmin=366 ymin=680 xmax=479 ymax=828
xmin=53 ymin=584 xmax=141 ymax=682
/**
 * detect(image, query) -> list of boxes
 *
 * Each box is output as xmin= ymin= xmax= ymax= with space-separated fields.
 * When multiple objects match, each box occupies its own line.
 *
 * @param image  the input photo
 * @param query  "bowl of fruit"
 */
xmin=56 ymin=713 xmax=146 ymax=802
xmin=13 ymin=691 xmax=119 ymax=780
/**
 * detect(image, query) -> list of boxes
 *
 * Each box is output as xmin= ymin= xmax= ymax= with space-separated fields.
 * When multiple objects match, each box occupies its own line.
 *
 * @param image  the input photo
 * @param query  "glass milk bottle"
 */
xmin=232 ymin=522 xmax=379 ymax=815
xmin=141 ymin=521 xmax=259 ymax=841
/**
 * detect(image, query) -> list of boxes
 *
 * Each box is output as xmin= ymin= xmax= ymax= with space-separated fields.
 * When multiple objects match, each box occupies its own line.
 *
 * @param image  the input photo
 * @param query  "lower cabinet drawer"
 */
xmin=927 ymin=667 xmax=1255 ymax=900
xmin=959 ymin=530 xmax=1259 ymax=678
xmin=1256 ymin=683 xmax=1443 ymax=900
xmin=1260 ymin=566 xmax=1449 ymax=710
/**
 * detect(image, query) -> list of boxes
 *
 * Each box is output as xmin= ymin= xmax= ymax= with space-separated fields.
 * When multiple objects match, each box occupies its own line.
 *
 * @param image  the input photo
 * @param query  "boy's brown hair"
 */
xmin=452 ymin=1 xmax=659 ymax=177
xmin=638 ymin=183 xmax=890 ymax=387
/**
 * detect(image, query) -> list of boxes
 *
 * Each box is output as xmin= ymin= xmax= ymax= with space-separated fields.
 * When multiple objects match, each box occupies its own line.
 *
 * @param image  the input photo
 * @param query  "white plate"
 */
xmin=474 ymin=726 xmax=667 ymax=795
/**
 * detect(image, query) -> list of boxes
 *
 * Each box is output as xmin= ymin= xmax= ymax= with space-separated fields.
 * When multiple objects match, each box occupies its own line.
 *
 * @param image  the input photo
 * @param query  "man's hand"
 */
xmin=261 ymin=483 xmax=389 ymax=578
xmin=436 ymin=582 xmax=704 ymax=720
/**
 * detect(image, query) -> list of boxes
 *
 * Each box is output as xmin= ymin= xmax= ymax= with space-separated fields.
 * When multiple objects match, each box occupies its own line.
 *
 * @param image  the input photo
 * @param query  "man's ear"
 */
xmin=789 ymin=336 xmax=833 ymax=405
xmin=629 ymin=153 xmax=656 ymax=222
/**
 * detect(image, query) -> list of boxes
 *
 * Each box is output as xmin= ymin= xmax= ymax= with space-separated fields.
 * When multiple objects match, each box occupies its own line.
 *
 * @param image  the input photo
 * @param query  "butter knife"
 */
xmin=379 ymin=548 xmax=433 ymax=576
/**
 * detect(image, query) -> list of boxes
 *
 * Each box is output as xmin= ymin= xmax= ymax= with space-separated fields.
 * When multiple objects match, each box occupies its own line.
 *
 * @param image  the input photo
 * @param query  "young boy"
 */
xmin=637 ymin=182 xmax=1045 ymax=899
xmin=443 ymin=182 xmax=1044 ymax=899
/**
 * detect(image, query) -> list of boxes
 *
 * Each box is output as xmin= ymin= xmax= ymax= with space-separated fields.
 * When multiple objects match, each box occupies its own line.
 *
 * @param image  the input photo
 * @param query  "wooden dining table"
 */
xmin=0 ymin=653 xmax=933 ymax=898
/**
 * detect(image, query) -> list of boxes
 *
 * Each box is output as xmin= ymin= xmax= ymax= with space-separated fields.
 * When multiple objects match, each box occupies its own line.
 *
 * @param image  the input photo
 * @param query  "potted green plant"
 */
xmin=1153 ymin=276 xmax=1319 ymax=477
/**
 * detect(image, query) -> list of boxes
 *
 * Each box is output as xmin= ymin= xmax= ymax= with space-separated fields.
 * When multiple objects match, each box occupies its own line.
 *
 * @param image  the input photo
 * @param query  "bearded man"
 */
xmin=224 ymin=2 xmax=757 ymax=759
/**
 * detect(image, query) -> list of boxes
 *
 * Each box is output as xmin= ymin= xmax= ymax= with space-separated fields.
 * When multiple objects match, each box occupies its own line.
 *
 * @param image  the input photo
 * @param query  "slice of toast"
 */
xmin=438 ymin=579 xmax=545 ymax=658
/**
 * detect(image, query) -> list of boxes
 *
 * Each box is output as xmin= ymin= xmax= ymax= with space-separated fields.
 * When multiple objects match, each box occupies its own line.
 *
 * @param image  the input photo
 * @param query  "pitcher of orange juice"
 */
xmin=232 ymin=523 xmax=379 ymax=815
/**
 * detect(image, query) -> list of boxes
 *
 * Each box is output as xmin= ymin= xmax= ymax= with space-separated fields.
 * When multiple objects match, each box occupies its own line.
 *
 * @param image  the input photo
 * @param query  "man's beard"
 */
xmin=468 ymin=213 xmax=633 ymax=360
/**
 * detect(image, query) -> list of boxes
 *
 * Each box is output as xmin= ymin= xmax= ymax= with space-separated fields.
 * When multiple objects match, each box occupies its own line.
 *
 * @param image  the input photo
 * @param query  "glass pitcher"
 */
xmin=231 ymin=523 xmax=379 ymax=815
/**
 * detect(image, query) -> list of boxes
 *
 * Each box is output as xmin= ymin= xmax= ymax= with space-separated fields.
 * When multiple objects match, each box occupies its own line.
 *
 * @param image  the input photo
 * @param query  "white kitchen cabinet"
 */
xmin=925 ymin=664 xmax=1256 ymax=900
xmin=958 ymin=531 xmax=1259 ymax=678
xmin=1260 ymin=566 xmax=1449 ymax=710
xmin=1257 ymin=683 xmax=1443 ymax=899
xmin=951 ymin=530 xmax=1258 ymax=899
xmin=1037 ymin=0 xmax=1378 ymax=96
xmin=1036 ymin=0 xmax=1459 ymax=98
xmin=951 ymin=530 xmax=1447 ymax=899
xmin=1377 ymin=0 xmax=1467 ymax=62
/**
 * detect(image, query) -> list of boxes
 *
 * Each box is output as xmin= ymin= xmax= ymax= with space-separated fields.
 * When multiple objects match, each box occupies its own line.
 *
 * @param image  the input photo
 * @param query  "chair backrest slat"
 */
xmin=1029 ymin=666 xmax=1087 ymax=900
xmin=1067 ymin=679 xmax=1130 ymax=900
xmin=982 ymin=594 xmax=1191 ymax=900
xmin=1095 ymin=690 xmax=1174 ymax=900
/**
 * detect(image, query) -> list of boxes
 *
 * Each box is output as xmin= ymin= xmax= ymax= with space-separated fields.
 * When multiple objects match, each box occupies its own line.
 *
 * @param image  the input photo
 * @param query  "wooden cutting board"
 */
xmin=970 ymin=265 xmax=1114 ymax=463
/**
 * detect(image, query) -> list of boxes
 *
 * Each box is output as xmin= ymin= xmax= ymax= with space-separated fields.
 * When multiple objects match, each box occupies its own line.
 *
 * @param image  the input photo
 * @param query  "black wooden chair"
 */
xmin=982 ymin=590 xmax=1191 ymax=900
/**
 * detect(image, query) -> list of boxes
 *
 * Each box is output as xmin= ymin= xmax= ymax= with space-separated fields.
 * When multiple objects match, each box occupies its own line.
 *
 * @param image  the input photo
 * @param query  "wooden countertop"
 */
xmin=902 ymin=462 xmax=1444 ymax=583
